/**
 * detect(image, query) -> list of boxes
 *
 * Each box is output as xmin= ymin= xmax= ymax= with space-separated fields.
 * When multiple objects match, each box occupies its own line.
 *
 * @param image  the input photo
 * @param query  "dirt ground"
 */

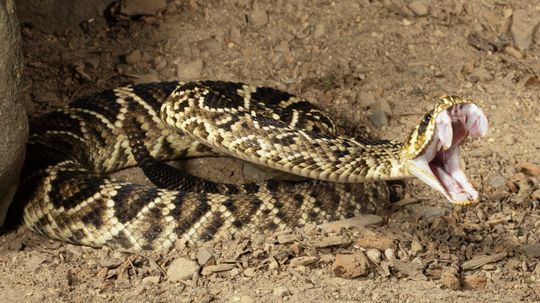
xmin=1 ymin=0 xmax=540 ymax=302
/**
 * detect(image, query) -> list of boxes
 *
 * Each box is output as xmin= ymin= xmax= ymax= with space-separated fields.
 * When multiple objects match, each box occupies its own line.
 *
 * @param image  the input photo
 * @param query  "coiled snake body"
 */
xmin=12 ymin=81 xmax=488 ymax=251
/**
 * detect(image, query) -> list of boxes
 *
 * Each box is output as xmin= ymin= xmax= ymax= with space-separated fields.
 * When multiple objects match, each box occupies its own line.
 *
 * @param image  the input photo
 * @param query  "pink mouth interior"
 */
xmin=409 ymin=103 xmax=489 ymax=204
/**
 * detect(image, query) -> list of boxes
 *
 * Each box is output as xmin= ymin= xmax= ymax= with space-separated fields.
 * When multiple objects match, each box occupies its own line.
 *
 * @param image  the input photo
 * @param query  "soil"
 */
xmin=2 ymin=0 xmax=540 ymax=302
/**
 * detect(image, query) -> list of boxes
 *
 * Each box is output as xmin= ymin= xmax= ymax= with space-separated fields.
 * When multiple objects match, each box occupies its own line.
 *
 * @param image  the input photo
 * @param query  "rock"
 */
xmin=382 ymin=0 xmax=414 ymax=17
xmin=333 ymin=252 xmax=370 ymax=279
xmin=520 ymin=162 xmax=540 ymax=177
xmin=410 ymin=240 xmax=424 ymax=256
xmin=248 ymin=2 xmax=268 ymax=27
xmin=384 ymin=248 xmax=396 ymax=261
xmin=410 ymin=205 xmax=448 ymax=220
xmin=124 ymin=49 xmax=141 ymax=64
xmin=201 ymin=263 xmax=236 ymax=276
xmin=196 ymin=247 xmax=214 ymax=266
xmin=240 ymin=296 xmax=255 ymax=303
xmin=313 ymin=23 xmax=326 ymax=39
xmin=356 ymin=235 xmax=394 ymax=251
xmin=369 ymin=111 xmax=388 ymax=129
xmin=0 ymin=0 xmax=27 ymax=226
xmin=176 ymin=59 xmax=204 ymax=80
xmin=489 ymin=175 xmax=507 ymax=188
xmin=273 ymin=286 xmax=290 ymax=297
xmin=243 ymin=267 xmax=256 ymax=277
xmin=118 ymin=0 xmax=167 ymax=16
xmin=463 ymin=275 xmax=487 ymax=289
xmin=277 ymin=233 xmax=297 ymax=244
xmin=366 ymin=249 xmax=382 ymax=264
xmin=408 ymin=1 xmax=429 ymax=16
xmin=440 ymin=270 xmax=461 ymax=290
xmin=467 ymin=67 xmax=493 ymax=83
xmin=520 ymin=244 xmax=540 ymax=258
xmin=142 ymin=275 xmax=160 ymax=284
xmin=511 ymin=9 xmax=540 ymax=52
xmin=534 ymin=263 xmax=540 ymax=276
xmin=167 ymin=258 xmax=200 ymax=282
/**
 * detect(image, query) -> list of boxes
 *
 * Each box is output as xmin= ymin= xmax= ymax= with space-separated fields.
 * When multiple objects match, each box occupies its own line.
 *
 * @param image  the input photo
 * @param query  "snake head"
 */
xmin=401 ymin=96 xmax=489 ymax=205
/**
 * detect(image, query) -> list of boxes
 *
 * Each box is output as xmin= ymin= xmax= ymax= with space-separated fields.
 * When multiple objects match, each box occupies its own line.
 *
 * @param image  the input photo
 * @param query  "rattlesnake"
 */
xmin=10 ymin=81 xmax=488 ymax=251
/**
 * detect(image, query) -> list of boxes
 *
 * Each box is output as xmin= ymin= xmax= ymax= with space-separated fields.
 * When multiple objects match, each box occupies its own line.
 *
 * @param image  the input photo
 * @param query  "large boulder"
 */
xmin=0 ymin=0 xmax=26 ymax=226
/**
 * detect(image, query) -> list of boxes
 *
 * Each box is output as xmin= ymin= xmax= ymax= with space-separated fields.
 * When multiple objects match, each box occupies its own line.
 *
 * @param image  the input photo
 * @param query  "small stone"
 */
xmin=176 ymin=58 xmax=204 ymax=80
xmin=463 ymin=275 xmax=487 ymax=289
xmin=142 ymin=275 xmax=160 ymax=285
xmin=124 ymin=49 xmax=142 ymax=64
xmin=410 ymin=240 xmax=424 ymax=256
xmin=196 ymin=247 xmax=214 ymax=266
xmin=167 ymin=258 xmax=200 ymax=282
xmin=248 ymin=2 xmax=268 ymax=27
xmin=534 ymin=263 xmax=540 ymax=276
xmin=240 ymin=296 xmax=255 ymax=303
xmin=489 ymin=175 xmax=507 ymax=188
xmin=467 ymin=67 xmax=493 ymax=83
xmin=243 ymin=267 xmax=257 ymax=277
xmin=505 ymin=46 xmax=524 ymax=59
xmin=440 ymin=270 xmax=461 ymax=290
xmin=201 ymin=263 xmax=236 ymax=276
xmin=333 ymin=252 xmax=370 ymax=279
xmin=273 ymin=286 xmax=290 ymax=297
xmin=366 ymin=249 xmax=382 ymax=264
xmin=408 ymin=1 xmax=429 ymax=16
xmin=384 ymin=248 xmax=396 ymax=261
xmin=368 ymin=111 xmax=388 ymax=129
xmin=520 ymin=162 xmax=540 ymax=177
xmin=313 ymin=23 xmax=326 ymax=39
xmin=511 ymin=9 xmax=540 ymax=52
xmin=356 ymin=236 xmax=394 ymax=251
xmin=277 ymin=233 xmax=297 ymax=244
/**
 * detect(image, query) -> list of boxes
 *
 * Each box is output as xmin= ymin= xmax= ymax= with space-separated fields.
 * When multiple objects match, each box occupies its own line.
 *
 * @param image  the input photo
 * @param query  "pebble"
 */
xmin=248 ymin=2 xmax=268 ymax=27
xmin=368 ymin=111 xmax=388 ymax=129
xmin=534 ymin=263 xmax=540 ymax=276
xmin=176 ymin=59 xmax=204 ymax=80
xmin=332 ymin=253 xmax=370 ymax=279
xmin=520 ymin=162 xmax=540 ymax=177
xmin=124 ymin=49 xmax=141 ymax=64
xmin=167 ymin=258 xmax=200 ymax=282
xmin=489 ymin=175 xmax=507 ymax=188
xmin=196 ymin=247 xmax=214 ymax=266
xmin=356 ymin=235 xmax=394 ymax=251
xmin=313 ymin=23 xmax=326 ymax=39
xmin=240 ymin=296 xmax=255 ymax=303
xmin=384 ymin=248 xmax=396 ymax=261
xmin=243 ymin=267 xmax=257 ymax=277
xmin=142 ymin=275 xmax=160 ymax=285
xmin=463 ymin=275 xmax=487 ymax=289
xmin=440 ymin=270 xmax=461 ymax=290
xmin=119 ymin=0 xmax=167 ymax=16
xmin=366 ymin=248 xmax=382 ymax=264
xmin=410 ymin=240 xmax=424 ymax=256
xmin=408 ymin=1 xmax=429 ymax=16
xmin=467 ymin=67 xmax=493 ymax=83
xmin=520 ymin=244 xmax=540 ymax=258
xmin=510 ymin=9 xmax=540 ymax=52
xmin=273 ymin=286 xmax=290 ymax=297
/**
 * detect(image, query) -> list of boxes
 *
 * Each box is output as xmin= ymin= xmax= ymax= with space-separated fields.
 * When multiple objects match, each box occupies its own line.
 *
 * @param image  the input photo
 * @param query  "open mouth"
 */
xmin=408 ymin=103 xmax=489 ymax=204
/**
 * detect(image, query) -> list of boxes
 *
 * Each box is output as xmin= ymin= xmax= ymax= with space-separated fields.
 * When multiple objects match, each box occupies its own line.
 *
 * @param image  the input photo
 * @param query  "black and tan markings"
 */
xmin=15 ymin=81 xmax=404 ymax=251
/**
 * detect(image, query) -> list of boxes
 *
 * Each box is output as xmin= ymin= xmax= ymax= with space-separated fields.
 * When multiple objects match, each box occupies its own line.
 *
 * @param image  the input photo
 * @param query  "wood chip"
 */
xmin=355 ymin=235 xmax=394 ymax=251
xmin=289 ymin=256 xmax=318 ymax=267
xmin=390 ymin=259 xmax=427 ymax=281
xmin=318 ymin=215 xmax=384 ymax=233
xmin=462 ymin=252 xmax=508 ymax=271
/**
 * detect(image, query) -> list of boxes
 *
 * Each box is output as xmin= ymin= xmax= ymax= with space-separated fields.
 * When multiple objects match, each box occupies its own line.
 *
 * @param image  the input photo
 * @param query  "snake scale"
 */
xmin=10 ymin=80 xmax=488 ymax=251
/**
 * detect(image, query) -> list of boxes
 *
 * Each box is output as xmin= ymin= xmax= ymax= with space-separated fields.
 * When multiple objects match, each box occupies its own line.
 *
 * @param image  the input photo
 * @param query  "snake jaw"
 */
xmin=408 ymin=103 xmax=489 ymax=205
